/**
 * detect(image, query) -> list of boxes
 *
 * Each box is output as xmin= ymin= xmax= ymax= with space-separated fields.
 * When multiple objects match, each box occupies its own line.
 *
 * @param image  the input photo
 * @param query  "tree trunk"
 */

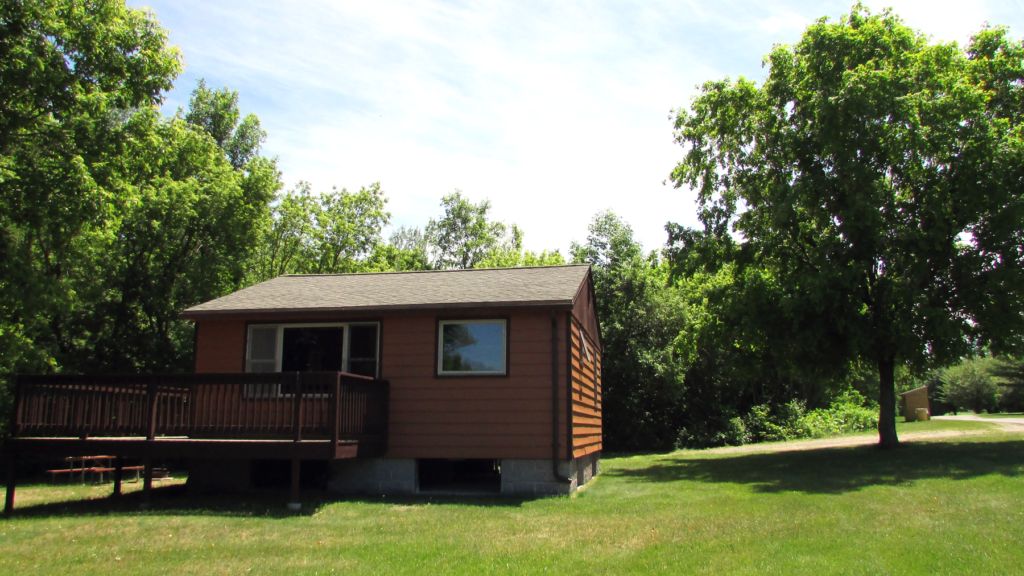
xmin=878 ymin=353 xmax=900 ymax=448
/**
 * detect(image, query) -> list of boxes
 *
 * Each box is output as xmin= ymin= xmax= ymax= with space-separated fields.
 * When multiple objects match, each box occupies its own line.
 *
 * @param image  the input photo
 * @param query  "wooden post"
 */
xmin=112 ymin=456 xmax=123 ymax=498
xmin=288 ymin=458 xmax=301 ymax=511
xmin=292 ymin=373 xmax=303 ymax=443
xmin=141 ymin=456 xmax=153 ymax=509
xmin=329 ymin=374 xmax=340 ymax=458
xmin=4 ymin=453 xmax=15 ymax=517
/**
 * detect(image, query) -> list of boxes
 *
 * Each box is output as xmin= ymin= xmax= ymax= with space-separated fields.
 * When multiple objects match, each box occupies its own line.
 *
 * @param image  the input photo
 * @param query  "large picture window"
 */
xmin=438 ymin=319 xmax=507 ymax=376
xmin=245 ymin=322 xmax=380 ymax=379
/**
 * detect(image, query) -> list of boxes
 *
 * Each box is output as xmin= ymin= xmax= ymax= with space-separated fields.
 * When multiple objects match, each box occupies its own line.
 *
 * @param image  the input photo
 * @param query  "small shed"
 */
xmin=900 ymin=386 xmax=930 ymax=422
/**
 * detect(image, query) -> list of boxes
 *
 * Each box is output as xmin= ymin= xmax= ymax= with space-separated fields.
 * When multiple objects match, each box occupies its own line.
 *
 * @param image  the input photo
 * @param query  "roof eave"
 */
xmin=180 ymin=299 xmax=576 ymax=320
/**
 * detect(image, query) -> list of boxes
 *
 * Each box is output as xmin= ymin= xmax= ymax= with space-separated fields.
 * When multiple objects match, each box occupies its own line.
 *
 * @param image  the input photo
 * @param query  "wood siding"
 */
xmin=569 ymin=315 xmax=602 ymax=458
xmin=572 ymin=274 xmax=602 ymax=351
xmin=384 ymin=311 xmax=568 ymax=459
xmin=194 ymin=319 xmax=246 ymax=373
xmin=191 ymin=310 xmax=571 ymax=460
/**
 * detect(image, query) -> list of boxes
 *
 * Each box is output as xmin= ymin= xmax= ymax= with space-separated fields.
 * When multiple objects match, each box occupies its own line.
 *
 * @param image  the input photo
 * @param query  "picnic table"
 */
xmin=46 ymin=456 xmax=145 ymax=484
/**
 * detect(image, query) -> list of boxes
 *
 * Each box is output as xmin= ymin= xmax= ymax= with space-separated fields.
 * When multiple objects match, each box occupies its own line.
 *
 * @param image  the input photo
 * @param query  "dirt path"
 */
xmin=933 ymin=414 xmax=1024 ymax=431
xmin=704 ymin=429 xmax=990 ymax=456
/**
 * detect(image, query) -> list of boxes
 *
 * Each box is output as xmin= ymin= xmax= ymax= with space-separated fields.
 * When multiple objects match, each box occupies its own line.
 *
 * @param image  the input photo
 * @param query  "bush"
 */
xmin=675 ymin=414 xmax=749 ymax=449
xmin=743 ymin=392 xmax=877 ymax=445
xmin=745 ymin=404 xmax=788 ymax=443
xmin=675 ymin=391 xmax=878 ymax=450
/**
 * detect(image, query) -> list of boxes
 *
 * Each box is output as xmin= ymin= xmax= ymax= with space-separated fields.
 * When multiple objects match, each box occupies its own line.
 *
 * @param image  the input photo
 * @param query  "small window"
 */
xmin=347 ymin=324 xmax=380 ymax=378
xmin=579 ymin=325 xmax=592 ymax=364
xmin=247 ymin=326 xmax=278 ymax=373
xmin=438 ymin=319 xmax=507 ymax=375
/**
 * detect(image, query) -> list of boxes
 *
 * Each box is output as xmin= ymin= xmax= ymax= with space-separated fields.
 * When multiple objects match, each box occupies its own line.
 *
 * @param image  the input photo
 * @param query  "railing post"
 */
xmin=112 ymin=456 xmax=123 ymax=499
xmin=288 ymin=458 xmax=301 ymax=511
xmin=141 ymin=456 xmax=153 ymax=510
xmin=4 ymin=452 xmax=15 ymax=517
xmin=329 ymin=374 xmax=340 ymax=458
xmin=292 ymin=373 xmax=303 ymax=443
xmin=146 ymin=380 xmax=158 ymax=441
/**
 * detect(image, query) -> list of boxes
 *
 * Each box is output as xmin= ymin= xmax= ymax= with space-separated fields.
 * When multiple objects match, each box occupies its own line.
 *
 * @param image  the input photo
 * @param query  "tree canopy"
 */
xmin=669 ymin=4 xmax=1024 ymax=447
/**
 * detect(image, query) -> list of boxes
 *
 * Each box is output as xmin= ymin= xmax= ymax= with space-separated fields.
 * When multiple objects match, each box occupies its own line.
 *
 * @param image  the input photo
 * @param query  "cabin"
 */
xmin=4 ymin=264 xmax=602 ymax=512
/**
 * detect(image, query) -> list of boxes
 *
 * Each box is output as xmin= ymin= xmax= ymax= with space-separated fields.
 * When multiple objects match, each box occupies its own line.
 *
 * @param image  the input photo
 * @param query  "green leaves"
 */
xmin=669 ymin=3 xmax=1024 ymax=446
xmin=250 ymin=181 xmax=391 ymax=280
xmin=0 ymin=0 xmax=182 ymax=374
xmin=425 ymin=191 xmax=515 ymax=270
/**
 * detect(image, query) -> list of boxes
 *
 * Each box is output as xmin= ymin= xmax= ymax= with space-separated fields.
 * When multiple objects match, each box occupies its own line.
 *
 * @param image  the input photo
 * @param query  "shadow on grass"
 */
xmin=605 ymin=440 xmax=1024 ymax=495
xmin=5 ymin=484 xmax=542 ymax=519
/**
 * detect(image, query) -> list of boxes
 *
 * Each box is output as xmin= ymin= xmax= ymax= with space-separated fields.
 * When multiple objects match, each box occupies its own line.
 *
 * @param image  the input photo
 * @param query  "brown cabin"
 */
xmin=4 ymin=264 xmax=602 ymax=511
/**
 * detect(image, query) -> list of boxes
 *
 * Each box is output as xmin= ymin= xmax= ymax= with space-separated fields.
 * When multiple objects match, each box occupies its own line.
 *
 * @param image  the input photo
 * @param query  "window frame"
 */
xmin=244 ymin=321 xmax=381 ymax=378
xmin=435 ymin=317 xmax=510 ymax=377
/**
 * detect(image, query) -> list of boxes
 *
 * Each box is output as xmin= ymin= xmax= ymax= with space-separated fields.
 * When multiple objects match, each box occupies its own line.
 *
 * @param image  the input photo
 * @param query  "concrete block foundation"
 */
xmin=501 ymin=452 xmax=601 ymax=496
xmin=186 ymin=453 xmax=600 ymax=497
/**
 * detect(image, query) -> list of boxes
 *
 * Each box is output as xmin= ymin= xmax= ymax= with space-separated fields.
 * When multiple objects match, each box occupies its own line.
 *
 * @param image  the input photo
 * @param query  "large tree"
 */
xmin=0 ymin=0 xmax=182 ymax=373
xmin=670 ymin=5 xmax=1024 ymax=447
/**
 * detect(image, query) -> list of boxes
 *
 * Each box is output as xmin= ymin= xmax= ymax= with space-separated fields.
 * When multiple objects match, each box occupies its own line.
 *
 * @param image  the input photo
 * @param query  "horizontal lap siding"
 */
xmin=570 ymin=310 xmax=602 ymax=459
xmin=194 ymin=319 xmax=246 ymax=373
xmin=384 ymin=311 xmax=567 ymax=460
xmin=188 ymin=310 xmax=573 ymax=460
xmin=572 ymin=274 xmax=602 ymax=353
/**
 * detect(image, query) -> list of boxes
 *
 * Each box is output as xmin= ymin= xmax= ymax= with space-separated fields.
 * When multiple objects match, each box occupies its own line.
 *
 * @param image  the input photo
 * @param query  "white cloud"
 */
xmin=135 ymin=0 xmax=1022 ymax=254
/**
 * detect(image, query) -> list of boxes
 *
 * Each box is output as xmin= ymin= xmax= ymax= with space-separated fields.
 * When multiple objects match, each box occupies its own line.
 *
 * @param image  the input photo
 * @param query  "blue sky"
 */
xmin=128 ymin=0 xmax=1023 ymax=254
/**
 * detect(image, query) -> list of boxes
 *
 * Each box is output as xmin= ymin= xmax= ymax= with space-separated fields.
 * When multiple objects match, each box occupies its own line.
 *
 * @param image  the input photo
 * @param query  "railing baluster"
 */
xmin=11 ymin=373 xmax=389 ymax=452
xmin=293 ymin=372 xmax=303 ymax=442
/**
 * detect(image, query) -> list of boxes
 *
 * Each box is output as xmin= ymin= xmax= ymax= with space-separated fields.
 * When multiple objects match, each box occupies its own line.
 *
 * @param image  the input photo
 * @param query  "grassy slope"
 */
xmin=1 ymin=420 xmax=1022 ymax=575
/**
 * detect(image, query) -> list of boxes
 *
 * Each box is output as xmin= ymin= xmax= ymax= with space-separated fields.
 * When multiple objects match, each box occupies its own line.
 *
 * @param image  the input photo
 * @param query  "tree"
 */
xmin=73 ymin=105 xmax=278 ymax=373
xmin=670 ymin=5 xmax=1024 ymax=447
xmin=0 ymin=0 xmax=182 ymax=374
xmin=183 ymin=79 xmax=267 ymax=169
xmin=251 ymin=181 xmax=392 ymax=279
xmin=379 ymin=226 xmax=432 ymax=271
xmin=425 ymin=191 xmax=516 ymax=269
xmin=572 ymin=211 xmax=689 ymax=451
xmin=938 ymin=361 xmax=1000 ymax=414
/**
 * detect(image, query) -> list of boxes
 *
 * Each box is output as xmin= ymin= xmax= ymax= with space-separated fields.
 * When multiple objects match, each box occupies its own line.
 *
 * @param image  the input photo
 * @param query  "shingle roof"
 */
xmin=181 ymin=264 xmax=591 ymax=318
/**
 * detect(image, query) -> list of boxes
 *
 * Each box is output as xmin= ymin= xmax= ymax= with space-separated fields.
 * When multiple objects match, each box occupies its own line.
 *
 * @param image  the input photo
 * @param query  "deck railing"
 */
xmin=11 ymin=372 xmax=390 ymax=445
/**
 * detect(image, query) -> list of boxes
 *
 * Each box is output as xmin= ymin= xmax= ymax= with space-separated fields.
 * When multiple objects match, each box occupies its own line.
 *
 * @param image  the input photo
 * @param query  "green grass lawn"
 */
xmin=971 ymin=413 xmax=1024 ymax=419
xmin=2 ymin=420 xmax=1022 ymax=575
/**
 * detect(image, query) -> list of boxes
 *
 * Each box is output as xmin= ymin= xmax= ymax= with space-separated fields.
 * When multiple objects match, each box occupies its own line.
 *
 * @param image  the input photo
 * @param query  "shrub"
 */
xmin=745 ymin=404 xmax=788 ymax=443
xmin=675 ymin=414 xmax=749 ymax=449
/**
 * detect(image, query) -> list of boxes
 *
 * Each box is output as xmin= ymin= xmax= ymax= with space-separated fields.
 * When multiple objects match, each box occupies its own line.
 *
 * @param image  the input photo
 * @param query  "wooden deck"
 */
xmin=4 ymin=372 xmax=390 ymax=514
